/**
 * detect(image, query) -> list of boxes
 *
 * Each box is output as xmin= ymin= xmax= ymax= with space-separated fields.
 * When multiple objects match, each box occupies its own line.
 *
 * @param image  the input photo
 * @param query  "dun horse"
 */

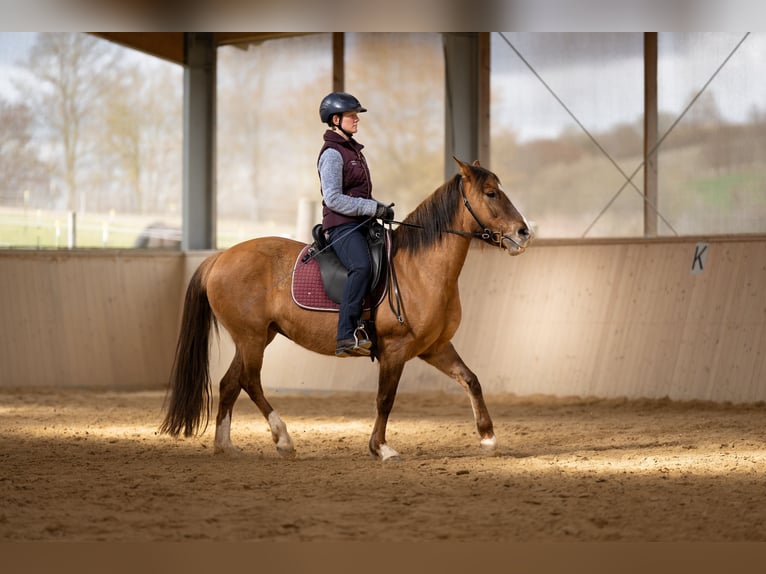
xmin=161 ymin=158 xmax=532 ymax=461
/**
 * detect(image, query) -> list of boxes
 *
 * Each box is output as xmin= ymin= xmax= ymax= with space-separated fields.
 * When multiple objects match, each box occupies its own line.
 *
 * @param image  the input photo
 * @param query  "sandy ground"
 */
xmin=1 ymin=387 xmax=766 ymax=543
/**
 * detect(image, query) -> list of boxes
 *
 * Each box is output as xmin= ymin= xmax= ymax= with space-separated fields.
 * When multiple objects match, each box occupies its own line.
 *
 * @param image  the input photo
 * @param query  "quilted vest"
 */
xmin=318 ymin=130 xmax=373 ymax=230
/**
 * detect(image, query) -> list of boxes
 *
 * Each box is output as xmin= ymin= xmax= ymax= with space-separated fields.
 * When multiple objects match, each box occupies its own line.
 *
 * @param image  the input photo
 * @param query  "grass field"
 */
xmin=0 ymin=207 xmax=293 ymax=250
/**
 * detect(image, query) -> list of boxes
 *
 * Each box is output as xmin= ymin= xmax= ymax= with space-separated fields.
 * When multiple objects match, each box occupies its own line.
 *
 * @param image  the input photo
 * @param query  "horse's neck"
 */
xmin=393 ymin=205 xmax=477 ymax=294
xmin=399 ymin=234 xmax=472 ymax=291
xmin=429 ymin=212 xmax=475 ymax=280
xmin=436 ymin=235 xmax=472 ymax=278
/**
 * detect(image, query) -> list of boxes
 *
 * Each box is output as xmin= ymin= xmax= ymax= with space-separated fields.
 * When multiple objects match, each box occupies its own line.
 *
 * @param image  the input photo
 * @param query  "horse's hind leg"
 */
xmin=214 ymin=331 xmax=295 ymax=458
xmin=419 ymin=342 xmax=497 ymax=452
xmin=242 ymin=380 xmax=295 ymax=459
xmin=239 ymin=331 xmax=296 ymax=459
xmin=214 ymin=351 xmax=245 ymax=455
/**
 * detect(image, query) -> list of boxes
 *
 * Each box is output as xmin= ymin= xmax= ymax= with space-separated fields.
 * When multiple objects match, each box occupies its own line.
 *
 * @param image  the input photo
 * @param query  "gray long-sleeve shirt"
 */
xmin=318 ymin=148 xmax=380 ymax=218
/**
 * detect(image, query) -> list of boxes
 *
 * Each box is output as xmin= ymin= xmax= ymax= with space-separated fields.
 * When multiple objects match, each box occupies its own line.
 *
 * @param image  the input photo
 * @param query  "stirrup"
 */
xmin=353 ymin=323 xmax=370 ymax=347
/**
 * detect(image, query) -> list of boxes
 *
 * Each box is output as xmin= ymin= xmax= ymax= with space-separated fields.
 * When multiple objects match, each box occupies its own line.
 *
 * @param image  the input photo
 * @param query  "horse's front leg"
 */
xmin=369 ymin=359 xmax=406 ymax=461
xmin=419 ymin=342 xmax=497 ymax=452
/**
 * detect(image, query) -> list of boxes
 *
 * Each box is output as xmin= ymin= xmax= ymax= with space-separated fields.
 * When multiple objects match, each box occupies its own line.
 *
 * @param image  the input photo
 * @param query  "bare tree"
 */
xmin=345 ymin=33 xmax=444 ymax=216
xmin=686 ymin=89 xmax=723 ymax=128
xmin=17 ymin=33 xmax=120 ymax=212
xmin=92 ymin=50 xmax=182 ymax=215
xmin=216 ymin=43 xmax=268 ymax=220
xmin=217 ymin=35 xmax=331 ymax=223
xmin=138 ymin=71 xmax=183 ymax=215
xmin=101 ymin=65 xmax=143 ymax=212
xmin=0 ymin=100 xmax=50 ymax=206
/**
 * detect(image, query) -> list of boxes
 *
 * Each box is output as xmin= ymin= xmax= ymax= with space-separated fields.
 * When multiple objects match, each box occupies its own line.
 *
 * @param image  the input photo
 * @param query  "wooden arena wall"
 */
xmin=2 ymin=238 xmax=765 ymax=403
xmin=0 ymin=251 xmax=184 ymax=389
xmin=194 ymin=237 xmax=766 ymax=403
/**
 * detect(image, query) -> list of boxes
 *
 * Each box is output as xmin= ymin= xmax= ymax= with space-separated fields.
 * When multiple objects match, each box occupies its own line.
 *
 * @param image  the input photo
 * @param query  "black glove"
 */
xmin=375 ymin=204 xmax=395 ymax=222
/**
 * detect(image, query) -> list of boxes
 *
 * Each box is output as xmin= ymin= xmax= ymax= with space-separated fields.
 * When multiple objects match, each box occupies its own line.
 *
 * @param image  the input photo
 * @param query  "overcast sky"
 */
xmin=1 ymin=32 xmax=762 ymax=143
xmin=0 ymin=32 xmax=36 ymax=101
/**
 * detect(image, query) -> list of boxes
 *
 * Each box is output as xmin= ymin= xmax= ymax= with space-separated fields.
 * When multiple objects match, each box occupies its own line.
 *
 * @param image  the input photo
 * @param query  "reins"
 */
xmin=298 ymin=175 xmax=519 ymax=327
xmin=383 ymin=176 xmax=522 ymax=324
xmin=383 ymin=222 xmax=404 ymax=325
xmin=388 ymin=177 xmax=522 ymax=248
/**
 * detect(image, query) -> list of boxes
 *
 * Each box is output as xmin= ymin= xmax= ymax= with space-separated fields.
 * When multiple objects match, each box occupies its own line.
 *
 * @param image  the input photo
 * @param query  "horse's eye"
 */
xmin=486 ymin=190 xmax=497 ymax=199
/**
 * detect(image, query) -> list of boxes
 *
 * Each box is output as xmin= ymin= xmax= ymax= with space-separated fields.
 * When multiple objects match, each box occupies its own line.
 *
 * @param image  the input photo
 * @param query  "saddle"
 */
xmin=291 ymin=221 xmax=388 ymax=311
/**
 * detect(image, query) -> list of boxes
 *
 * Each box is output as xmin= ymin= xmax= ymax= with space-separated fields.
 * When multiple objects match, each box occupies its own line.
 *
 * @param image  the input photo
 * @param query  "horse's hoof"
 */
xmin=214 ymin=444 xmax=243 ymax=457
xmin=379 ymin=444 xmax=401 ymax=462
xmin=480 ymin=436 xmax=497 ymax=451
xmin=277 ymin=446 xmax=297 ymax=459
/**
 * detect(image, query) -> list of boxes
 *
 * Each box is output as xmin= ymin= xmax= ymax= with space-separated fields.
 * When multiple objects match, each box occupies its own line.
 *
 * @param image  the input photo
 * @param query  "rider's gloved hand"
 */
xmin=375 ymin=204 xmax=395 ymax=222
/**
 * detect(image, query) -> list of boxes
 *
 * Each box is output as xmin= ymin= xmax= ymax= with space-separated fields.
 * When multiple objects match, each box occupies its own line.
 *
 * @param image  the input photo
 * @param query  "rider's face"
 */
xmin=336 ymin=112 xmax=359 ymax=134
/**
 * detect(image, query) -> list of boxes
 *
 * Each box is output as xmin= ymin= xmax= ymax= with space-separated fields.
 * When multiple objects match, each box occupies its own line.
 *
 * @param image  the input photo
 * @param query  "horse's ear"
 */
xmin=453 ymin=156 xmax=472 ymax=178
xmin=472 ymin=160 xmax=481 ymax=167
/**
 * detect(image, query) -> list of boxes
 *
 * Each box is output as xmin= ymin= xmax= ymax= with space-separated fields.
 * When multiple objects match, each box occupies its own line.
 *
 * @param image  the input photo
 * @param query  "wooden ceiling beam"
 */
xmin=90 ymin=32 xmax=310 ymax=64
xmin=90 ymin=32 xmax=186 ymax=64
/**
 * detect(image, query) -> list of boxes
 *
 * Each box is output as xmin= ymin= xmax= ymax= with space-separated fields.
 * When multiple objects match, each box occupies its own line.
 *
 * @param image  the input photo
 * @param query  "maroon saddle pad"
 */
xmin=291 ymin=244 xmax=387 ymax=312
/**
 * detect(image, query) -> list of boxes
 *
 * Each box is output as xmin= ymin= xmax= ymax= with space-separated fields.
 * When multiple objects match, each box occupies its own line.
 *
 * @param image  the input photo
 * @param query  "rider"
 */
xmin=317 ymin=92 xmax=394 ymax=357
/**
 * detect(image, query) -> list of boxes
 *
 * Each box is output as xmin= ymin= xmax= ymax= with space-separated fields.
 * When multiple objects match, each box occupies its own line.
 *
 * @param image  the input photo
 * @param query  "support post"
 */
xmin=332 ymin=33 xmax=344 ymax=93
xmin=644 ymin=32 xmax=659 ymax=237
xmin=182 ymin=32 xmax=216 ymax=251
xmin=478 ymin=32 xmax=491 ymax=168
xmin=444 ymin=33 xmax=481 ymax=179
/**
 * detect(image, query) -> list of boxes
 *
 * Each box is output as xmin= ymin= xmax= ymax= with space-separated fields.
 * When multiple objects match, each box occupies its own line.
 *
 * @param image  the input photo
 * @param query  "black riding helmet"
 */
xmin=319 ymin=92 xmax=367 ymax=126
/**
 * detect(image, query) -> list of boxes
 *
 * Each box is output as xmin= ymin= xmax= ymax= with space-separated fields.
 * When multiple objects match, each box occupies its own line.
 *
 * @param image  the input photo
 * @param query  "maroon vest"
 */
xmin=318 ymin=130 xmax=373 ymax=230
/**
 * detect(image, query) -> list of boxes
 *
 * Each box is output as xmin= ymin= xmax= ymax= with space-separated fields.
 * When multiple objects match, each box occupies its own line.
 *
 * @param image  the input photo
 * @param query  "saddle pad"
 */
xmin=291 ymin=245 xmax=387 ymax=312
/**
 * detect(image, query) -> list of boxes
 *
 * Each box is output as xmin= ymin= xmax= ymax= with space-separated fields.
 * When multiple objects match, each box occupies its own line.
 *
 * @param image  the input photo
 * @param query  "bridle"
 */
xmin=383 ymin=176 xmax=526 ymax=324
xmin=391 ymin=176 xmax=526 ymax=250
xmin=456 ymin=177 xmax=517 ymax=248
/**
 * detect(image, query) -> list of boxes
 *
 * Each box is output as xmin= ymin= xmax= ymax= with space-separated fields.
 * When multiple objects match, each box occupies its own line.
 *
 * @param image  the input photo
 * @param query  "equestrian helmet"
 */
xmin=319 ymin=92 xmax=367 ymax=125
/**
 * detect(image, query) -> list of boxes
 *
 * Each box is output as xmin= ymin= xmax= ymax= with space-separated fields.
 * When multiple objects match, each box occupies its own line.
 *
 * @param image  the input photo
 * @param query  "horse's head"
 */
xmin=454 ymin=157 xmax=532 ymax=256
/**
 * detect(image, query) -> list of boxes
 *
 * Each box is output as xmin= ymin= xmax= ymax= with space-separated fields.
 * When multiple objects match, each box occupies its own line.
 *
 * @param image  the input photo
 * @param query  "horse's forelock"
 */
xmin=468 ymin=164 xmax=499 ymax=190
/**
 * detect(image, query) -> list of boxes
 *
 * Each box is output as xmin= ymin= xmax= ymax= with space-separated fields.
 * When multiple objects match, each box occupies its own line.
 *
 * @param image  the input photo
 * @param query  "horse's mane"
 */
xmin=391 ymin=174 xmax=463 ymax=256
xmin=392 ymin=164 xmax=497 ymax=255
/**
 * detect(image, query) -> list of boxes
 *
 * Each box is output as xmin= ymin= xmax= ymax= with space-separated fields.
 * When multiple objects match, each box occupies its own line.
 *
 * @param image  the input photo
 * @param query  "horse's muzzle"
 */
xmin=501 ymin=226 xmax=532 ymax=256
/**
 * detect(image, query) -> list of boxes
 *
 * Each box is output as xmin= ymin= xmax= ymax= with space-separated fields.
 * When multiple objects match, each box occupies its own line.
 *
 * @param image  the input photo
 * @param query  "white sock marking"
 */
xmin=268 ymin=410 xmax=294 ymax=453
xmin=214 ymin=412 xmax=233 ymax=450
xmin=480 ymin=436 xmax=497 ymax=449
xmin=379 ymin=444 xmax=400 ymax=461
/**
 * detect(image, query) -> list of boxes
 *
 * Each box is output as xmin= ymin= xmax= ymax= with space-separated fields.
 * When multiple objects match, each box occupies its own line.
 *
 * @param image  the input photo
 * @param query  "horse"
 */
xmin=160 ymin=158 xmax=532 ymax=461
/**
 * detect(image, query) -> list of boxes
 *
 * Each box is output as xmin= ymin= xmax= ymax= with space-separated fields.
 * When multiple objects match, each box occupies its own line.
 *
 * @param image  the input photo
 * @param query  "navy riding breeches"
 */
xmin=326 ymin=222 xmax=372 ymax=341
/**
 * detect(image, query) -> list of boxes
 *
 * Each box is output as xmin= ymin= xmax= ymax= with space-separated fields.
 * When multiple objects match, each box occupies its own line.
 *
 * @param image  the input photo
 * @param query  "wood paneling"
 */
xmin=251 ymin=239 xmax=766 ymax=403
xmin=0 ymin=251 xmax=184 ymax=388
xmin=3 ymin=239 xmax=766 ymax=403
xmin=441 ymin=239 xmax=766 ymax=402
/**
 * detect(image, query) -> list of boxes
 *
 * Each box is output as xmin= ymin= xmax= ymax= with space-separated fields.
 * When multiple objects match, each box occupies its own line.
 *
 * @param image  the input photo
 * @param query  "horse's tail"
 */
xmin=160 ymin=255 xmax=220 ymax=438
